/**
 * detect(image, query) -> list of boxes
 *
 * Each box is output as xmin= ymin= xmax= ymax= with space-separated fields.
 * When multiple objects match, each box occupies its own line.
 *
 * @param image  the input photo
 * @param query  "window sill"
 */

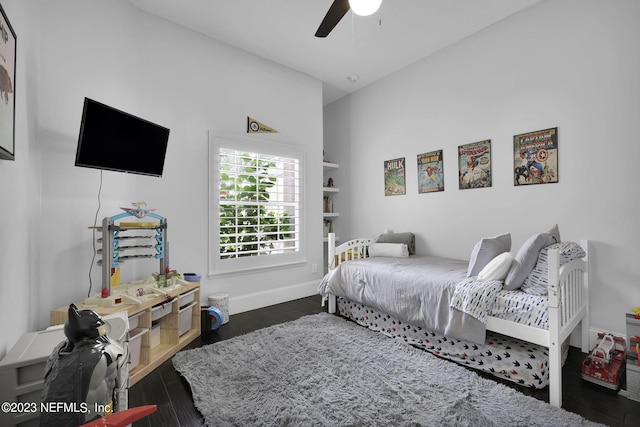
xmin=207 ymin=260 xmax=308 ymax=279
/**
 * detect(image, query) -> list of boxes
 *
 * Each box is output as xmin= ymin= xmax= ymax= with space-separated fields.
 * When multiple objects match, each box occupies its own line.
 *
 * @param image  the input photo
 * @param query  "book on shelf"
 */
xmin=323 ymin=195 xmax=333 ymax=213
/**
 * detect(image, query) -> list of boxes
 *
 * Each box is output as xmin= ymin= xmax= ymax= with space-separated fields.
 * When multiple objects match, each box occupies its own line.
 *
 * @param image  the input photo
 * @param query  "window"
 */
xmin=209 ymin=136 xmax=304 ymax=275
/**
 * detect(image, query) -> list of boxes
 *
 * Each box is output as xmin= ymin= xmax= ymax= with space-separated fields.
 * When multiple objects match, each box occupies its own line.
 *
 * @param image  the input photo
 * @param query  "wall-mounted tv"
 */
xmin=75 ymin=98 xmax=170 ymax=177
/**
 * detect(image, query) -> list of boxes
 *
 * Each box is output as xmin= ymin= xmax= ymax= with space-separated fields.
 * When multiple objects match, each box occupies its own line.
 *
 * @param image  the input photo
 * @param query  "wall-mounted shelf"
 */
xmin=323 ymin=161 xmax=339 ymax=170
xmin=322 ymin=162 xmax=340 ymax=244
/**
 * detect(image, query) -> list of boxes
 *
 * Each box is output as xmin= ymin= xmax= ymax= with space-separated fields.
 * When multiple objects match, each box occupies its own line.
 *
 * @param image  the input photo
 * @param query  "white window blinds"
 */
xmin=210 ymin=136 xmax=304 ymax=275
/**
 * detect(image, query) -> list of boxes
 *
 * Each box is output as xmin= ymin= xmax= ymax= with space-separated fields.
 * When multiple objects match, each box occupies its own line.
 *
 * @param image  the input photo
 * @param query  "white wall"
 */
xmin=0 ymin=0 xmax=39 ymax=359
xmin=0 ymin=0 xmax=324 ymax=356
xmin=325 ymin=0 xmax=640 ymax=339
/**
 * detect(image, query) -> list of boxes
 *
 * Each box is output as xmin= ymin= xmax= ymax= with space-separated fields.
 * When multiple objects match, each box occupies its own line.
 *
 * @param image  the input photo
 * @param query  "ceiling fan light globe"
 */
xmin=349 ymin=0 xmax=383 ymax=17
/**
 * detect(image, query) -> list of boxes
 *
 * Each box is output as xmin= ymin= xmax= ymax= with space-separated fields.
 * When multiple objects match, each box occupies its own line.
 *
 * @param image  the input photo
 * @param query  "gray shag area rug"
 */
xmin=173 ymin=313 xmax=602 ymax=426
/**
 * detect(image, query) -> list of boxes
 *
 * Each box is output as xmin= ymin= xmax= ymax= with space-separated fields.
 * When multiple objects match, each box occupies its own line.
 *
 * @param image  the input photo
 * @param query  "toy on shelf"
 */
xmin=84 ymin=202 xmax=191 ymax=307
xmin=581 ymin=332 xmax=626 ymax=389
xmin=119 ymin=201 xmax=156 ymax=218
xmin=630 ymin=336 xmax=640 ymax=366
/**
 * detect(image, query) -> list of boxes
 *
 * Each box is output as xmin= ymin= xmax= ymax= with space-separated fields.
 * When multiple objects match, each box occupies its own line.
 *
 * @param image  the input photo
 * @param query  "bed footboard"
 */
xmin=546 ymin=239 xmax=590 ymax=407
xmin=547 ymin=240 xmax=590 ymax=349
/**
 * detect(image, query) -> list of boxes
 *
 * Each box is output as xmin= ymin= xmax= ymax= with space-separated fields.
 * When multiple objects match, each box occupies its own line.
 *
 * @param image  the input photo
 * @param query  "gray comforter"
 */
xmin=318 ymin=255 xmax=500 ymax=344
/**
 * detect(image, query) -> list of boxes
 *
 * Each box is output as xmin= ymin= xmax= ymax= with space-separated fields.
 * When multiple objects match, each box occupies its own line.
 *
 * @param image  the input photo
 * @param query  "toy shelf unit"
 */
xmin=51 ymin=281 xmax=201 ymax=387
xmin=626 ymin=313 xmax=640 ymax=401
xmin=97 ymin=210 xmax=167 ymax=296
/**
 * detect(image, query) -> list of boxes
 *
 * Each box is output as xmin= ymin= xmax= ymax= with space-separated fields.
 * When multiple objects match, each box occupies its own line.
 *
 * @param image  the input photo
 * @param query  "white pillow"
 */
xmin=466 ymin=233 xmax=511 ymax=277
xmin=478 ymin=252 xmax=514 ymax=281
xmin=376 ymin=232 xmax=415 ymax=255
xmin=368 ymin=243 xmax=409 ymax=258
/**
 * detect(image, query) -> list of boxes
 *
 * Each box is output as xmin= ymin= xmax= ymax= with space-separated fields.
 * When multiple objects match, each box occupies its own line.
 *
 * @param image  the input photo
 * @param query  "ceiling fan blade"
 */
xmin=315 ymin=0 xmax=350 ymax=38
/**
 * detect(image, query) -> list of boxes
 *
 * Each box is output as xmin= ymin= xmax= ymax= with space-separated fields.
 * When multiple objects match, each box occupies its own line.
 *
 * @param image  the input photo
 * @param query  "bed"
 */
xmin=318 ymin=230 xmax=590 ymax=408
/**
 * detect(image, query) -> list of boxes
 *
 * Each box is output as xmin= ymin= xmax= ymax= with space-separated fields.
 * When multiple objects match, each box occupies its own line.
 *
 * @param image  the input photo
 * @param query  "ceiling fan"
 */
xmin=315 ymin=0 xmax=383 ymax=38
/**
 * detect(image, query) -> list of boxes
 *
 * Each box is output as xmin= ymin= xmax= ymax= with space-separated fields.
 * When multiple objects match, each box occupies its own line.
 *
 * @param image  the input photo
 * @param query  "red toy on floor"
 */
xmin=582 ymin=332 xmax=626 ymax=389
xmin=80 ymin=405 xmax=157 ymax=427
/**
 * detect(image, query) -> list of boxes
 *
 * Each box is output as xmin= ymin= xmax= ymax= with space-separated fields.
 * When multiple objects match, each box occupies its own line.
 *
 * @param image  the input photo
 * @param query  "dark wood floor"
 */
xmin=130 ymin=296 xmax=640 ymax=426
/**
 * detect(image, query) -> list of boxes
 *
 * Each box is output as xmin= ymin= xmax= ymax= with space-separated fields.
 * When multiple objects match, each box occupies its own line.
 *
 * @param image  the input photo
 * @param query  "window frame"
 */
xmin=208 ymin=135 xmax=306 ymax=277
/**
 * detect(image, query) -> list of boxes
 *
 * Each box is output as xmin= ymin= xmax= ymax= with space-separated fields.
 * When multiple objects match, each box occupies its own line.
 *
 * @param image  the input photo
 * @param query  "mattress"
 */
xmin=319 ymin=255 xmax=488 ymax=343
xmin=319 ymin=254 xmax=551 ymax=342
xmin=337 ymin=296 xmax=566 ymax=389
xmin=489 ymin=290 xmax=549 ymax=330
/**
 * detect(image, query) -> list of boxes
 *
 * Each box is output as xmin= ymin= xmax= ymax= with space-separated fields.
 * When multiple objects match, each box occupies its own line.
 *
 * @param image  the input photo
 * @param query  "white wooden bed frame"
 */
xmin=324 ymin=233 xmax=590 ymax=408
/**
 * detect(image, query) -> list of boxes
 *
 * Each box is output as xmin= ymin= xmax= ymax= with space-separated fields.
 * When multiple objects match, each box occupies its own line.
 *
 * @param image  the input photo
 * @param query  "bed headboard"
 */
xmin=327 ymin=233 xmax=374 ymax=270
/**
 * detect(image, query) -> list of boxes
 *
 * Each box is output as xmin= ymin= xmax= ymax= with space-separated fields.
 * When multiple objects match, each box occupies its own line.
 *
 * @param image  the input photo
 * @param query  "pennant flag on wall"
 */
xmin=247 ymin=117 xmax=278 ymax=134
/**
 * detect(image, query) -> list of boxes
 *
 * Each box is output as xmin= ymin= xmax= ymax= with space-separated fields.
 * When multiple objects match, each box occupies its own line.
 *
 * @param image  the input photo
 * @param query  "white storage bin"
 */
xmin=150 ymin=323 xmax=161 ymax=348
xmin=179 ymin=289 xmax=197 ymax=307
xmin=128 ymin=328 xmax=148 ymax=371
xmin=128 ymin=311 xmax=143 ymax=330
xmin=151 ymin=299 xmax=174 ymax=321
xmin=208 ymin=293 xmax=230 ymax=325
xmin=179 ymin=302 xmax=197 ymax=336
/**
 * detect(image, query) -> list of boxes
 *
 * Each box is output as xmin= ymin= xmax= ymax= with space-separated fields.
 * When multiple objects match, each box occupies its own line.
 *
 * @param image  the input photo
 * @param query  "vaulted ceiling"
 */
xmin=128 ymin=0 xmax=541 ymax=105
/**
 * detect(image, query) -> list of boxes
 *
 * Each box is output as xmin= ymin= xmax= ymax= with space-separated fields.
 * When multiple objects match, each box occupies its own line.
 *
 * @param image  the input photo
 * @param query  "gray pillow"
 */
xmin=521 ymin=241 xmax=586 ymax=295
xmin=466 ymin=233 xmax=511 ymax=277
xmin=504 ymin=227 xmax=560 ymax=291
xmin=547 ymin=223 xmax=561 ymax=243
xmin=376 ymin=232 xmax=415 ymax=255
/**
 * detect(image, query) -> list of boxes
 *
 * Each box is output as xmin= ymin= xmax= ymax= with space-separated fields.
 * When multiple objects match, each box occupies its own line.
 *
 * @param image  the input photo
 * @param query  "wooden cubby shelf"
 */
xmin=50 ymin=282 xmax=200 ymax=386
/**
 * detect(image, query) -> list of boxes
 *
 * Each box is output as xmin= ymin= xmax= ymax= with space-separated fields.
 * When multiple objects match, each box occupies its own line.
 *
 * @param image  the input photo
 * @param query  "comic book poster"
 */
xmin=384 ymin=157 xmax=406 ymax=196
xmin=417 ymin=150 xmax=444 ymax=193
xmin=458 ymin=140 xmax=491 ymax=189
xmin=513 ymin=127 xmax=558 ymax=185
xmin=0 ymin=4 xmax=16 ymax=160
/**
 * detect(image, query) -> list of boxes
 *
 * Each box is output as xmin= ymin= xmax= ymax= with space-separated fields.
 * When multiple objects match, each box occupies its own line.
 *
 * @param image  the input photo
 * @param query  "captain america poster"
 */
xmin=513 ymin=127 xmax=558 ymax=185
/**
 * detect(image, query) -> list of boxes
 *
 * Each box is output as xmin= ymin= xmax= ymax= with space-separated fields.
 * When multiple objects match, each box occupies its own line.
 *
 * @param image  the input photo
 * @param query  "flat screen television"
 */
xmin=75 ymin=98 xmax=170 ymax=177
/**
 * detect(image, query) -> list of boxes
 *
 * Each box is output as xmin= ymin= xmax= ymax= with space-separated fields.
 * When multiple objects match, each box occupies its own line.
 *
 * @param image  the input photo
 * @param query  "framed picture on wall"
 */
xmin=0 ymin=3 xmax=17 ymax=161
xmin=513 ymin=127 xmax=558 ymax=185
xmin=384 ymin=157 xmax=406 ymax=196
xmin=417 ymin=150 xmax=444 ymax=193
xmin=458 ymin=140 xmax=491 ymax=189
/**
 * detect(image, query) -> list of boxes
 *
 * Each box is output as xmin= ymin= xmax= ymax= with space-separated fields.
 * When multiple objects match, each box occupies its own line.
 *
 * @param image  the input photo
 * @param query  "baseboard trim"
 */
xmin=571 ymin=325 xmax=627 ymax=352
xmin=228 ymin=281 xmax=321 ymax=315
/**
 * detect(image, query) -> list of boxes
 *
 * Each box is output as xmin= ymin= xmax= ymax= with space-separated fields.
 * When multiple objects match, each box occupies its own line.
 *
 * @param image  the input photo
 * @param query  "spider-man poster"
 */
xmin=459 ymin=139 xmax=491 ymax=190
xmin=513 ymin=127 xmax=558 ymax=186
